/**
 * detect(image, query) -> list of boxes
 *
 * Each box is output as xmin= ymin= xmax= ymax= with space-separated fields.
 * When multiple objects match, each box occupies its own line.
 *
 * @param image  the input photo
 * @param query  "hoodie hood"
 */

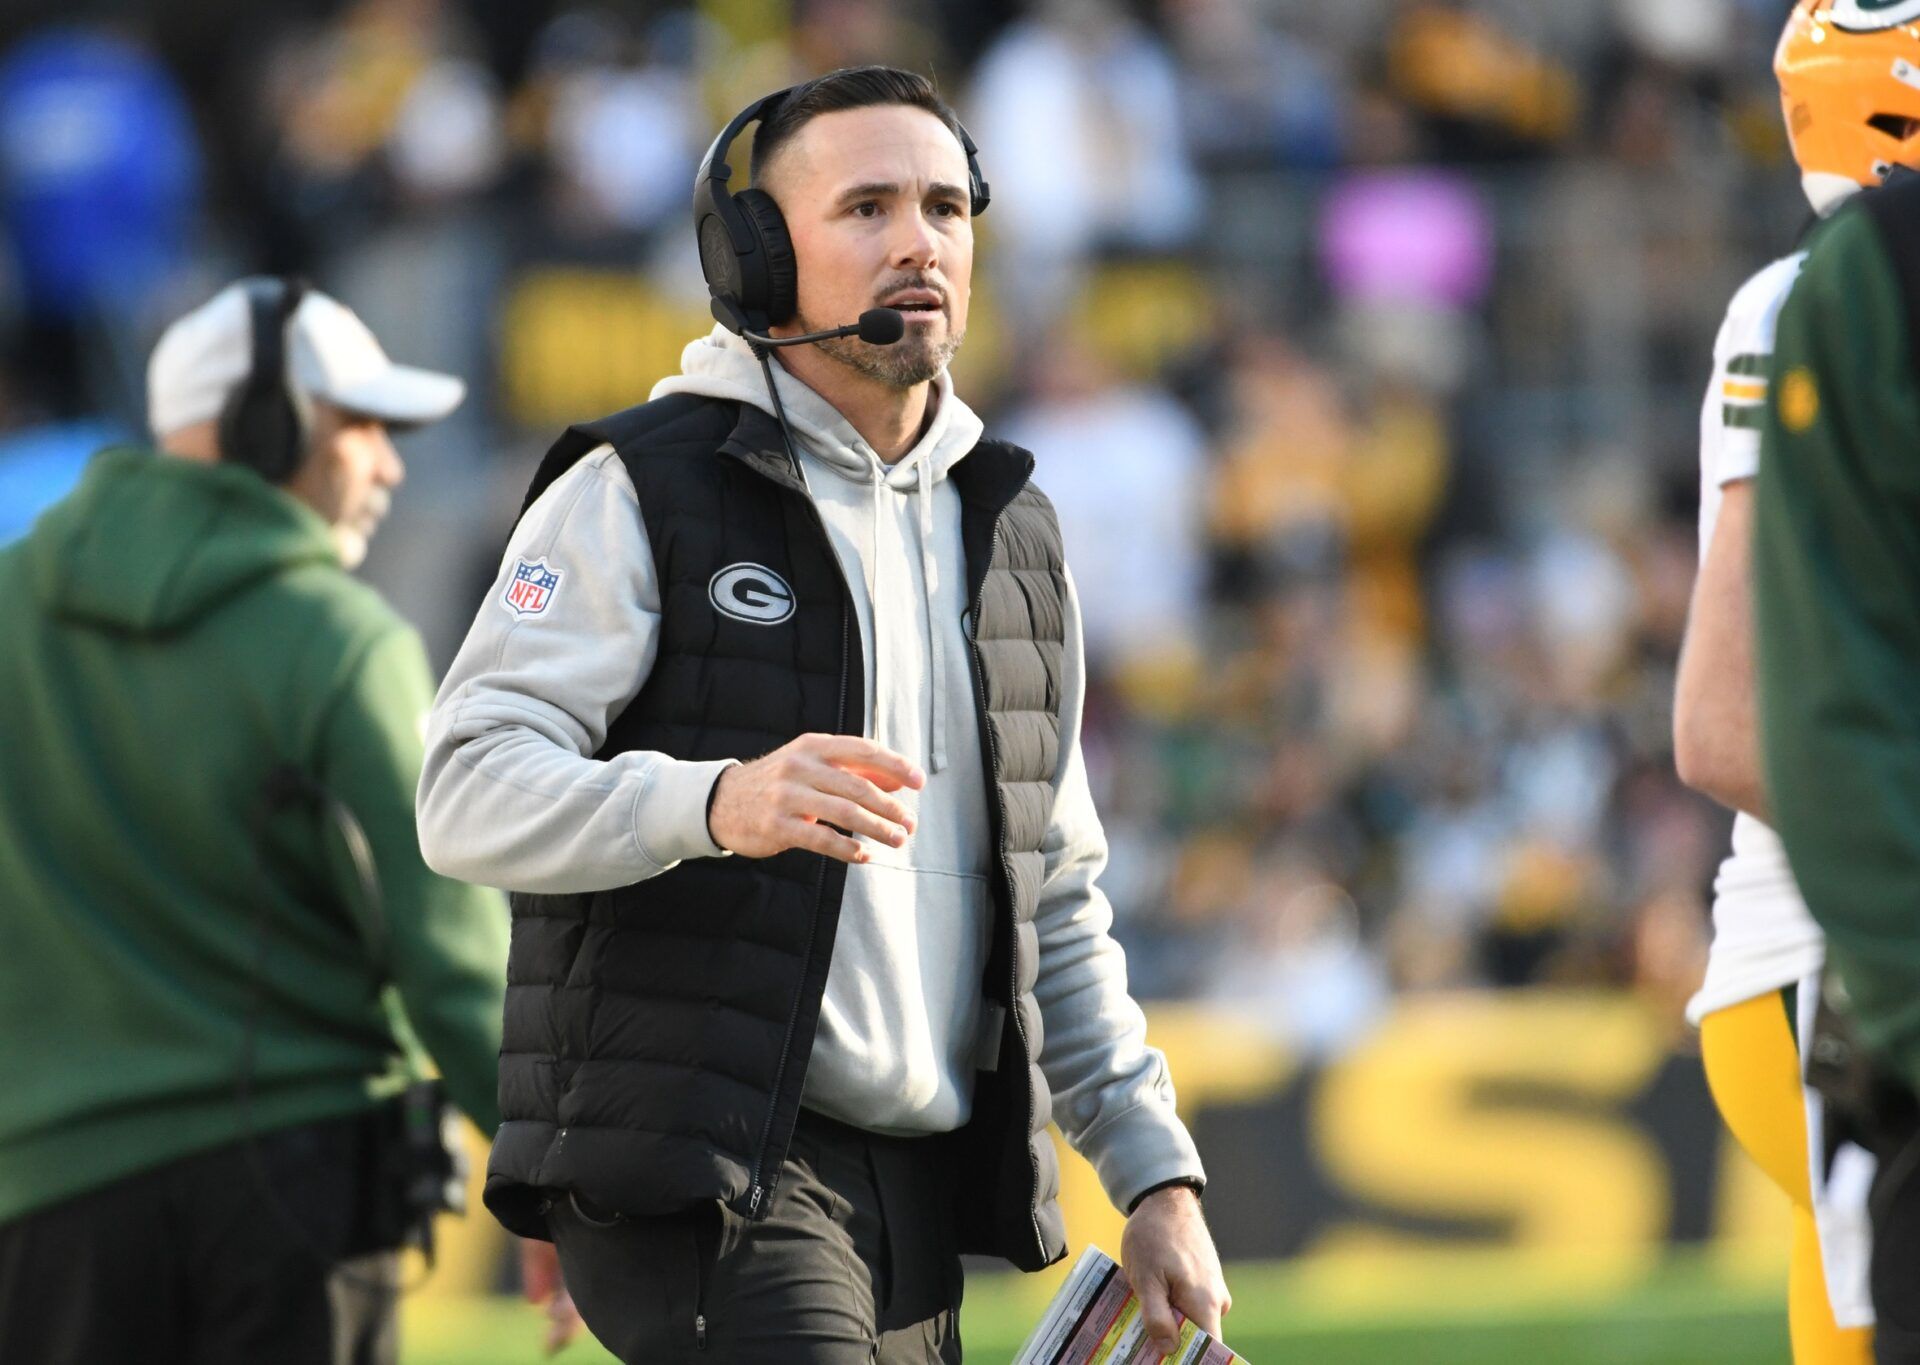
xmin=650 ymin=325 xmax=985 ymax=488
xmin=26 ymin=446 xmax=339 ymax=635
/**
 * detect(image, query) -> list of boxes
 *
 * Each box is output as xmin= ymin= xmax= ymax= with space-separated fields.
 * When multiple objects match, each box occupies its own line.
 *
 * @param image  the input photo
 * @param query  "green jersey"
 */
xmin=1756 ymin=173 xmax=1920 ymax=1092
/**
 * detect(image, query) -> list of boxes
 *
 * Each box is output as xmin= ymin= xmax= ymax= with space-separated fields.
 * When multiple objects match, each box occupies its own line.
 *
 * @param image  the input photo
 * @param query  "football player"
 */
xmin=1672 ymin=3 xmax=1920 ymax=1360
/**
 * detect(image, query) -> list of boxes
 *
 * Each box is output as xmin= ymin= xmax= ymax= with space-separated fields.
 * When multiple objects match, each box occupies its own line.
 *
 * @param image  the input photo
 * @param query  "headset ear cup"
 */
xmin=217 ymin=388 xmax=249 ymax=481
xmin=696 ymin=210 xmax=744 ymax=307
xmin=219 ymin=276 xmax=312 ymax=484
xmin=734 ymin=188 xmax=798 ymax=326
xmin=220 ymin=382 xmax=307 ymax=484
xmin=274 ymin=383 xmax=313 ymax=483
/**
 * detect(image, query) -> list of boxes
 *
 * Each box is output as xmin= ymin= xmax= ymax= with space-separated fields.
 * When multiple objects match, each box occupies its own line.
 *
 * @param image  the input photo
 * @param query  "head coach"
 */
xmin=0 ymin=281 xmax=515 ymax=1363
xmin=418 ymin=66 xmax=1230 ymax=1361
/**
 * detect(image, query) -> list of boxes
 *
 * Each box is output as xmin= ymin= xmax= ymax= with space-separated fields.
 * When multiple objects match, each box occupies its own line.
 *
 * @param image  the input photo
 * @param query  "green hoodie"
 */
xmin=0 ymin=446 xmax=507 ymax=1226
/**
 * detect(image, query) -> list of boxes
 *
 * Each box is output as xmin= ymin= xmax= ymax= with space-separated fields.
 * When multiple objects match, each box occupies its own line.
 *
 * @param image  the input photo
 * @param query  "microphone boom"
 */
xmin=743 ymin=307 xmax=906 ymax=349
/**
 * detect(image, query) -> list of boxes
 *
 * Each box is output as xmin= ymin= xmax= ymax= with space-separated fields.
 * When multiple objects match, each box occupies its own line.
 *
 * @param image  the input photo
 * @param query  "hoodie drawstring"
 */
xmin=867 ymin=471 xmax=888 ymax=755
xmin=918 ymin=455 xmax=948 ymax=775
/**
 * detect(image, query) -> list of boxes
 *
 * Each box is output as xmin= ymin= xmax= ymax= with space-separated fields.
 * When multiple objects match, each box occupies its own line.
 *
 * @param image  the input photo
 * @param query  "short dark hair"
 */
xmin=750 ymin=66 xmax=965 ymax=187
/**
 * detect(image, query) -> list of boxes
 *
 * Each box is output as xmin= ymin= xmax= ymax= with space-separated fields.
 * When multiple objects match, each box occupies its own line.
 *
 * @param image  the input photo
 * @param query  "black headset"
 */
xmin=693 ymin=83 xmax=990 ymax=338
xmin=218 ymin=276 xmax=313 ymax=485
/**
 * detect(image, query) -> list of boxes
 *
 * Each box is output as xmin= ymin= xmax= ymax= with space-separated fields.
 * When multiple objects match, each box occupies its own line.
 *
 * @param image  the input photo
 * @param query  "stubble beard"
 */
xmin=806 ymin=312 xmax=963 ymax=389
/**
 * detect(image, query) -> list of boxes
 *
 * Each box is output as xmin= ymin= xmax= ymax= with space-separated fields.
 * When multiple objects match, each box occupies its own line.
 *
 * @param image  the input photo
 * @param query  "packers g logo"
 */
xmin=709 ymin=563 xmax=796 ymax=624
xmin=1830 ymin=0 xmax=1920 ymax=31
xmin=1779 ymin=367 xmax=1820 ymax=433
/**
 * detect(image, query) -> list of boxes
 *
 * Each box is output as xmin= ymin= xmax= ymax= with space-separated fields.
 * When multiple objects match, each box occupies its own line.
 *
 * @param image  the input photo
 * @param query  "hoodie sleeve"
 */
xmin=1032 ymin=566 xmax=1206 ymax=1215
xmin=313 ymin=623 xmax=508 ymax=1135
xmin=416 ymin=445 xmax=737 ymax=894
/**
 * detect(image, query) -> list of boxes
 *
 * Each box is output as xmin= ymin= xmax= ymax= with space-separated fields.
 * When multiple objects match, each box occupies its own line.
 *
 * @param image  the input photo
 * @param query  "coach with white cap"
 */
xmin=144 ymin=277 xmax=467 ymax=565
xmin=0 ymin=278 xmax=572 ymax=1364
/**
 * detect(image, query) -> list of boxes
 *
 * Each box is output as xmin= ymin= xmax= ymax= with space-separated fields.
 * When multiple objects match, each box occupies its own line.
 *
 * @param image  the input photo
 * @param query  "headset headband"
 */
xmin=244 ymin=276 xmax=305 ymax=400
xmin=695 ymin=83 xmax=991 ymax=230
xmin=220 ymin=276 xmax=312 ymax=484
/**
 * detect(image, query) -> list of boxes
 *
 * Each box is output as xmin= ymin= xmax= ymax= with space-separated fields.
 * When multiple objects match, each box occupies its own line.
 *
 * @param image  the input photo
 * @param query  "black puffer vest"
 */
xmin=485 ymin=394 xmax=1070 ymax=1271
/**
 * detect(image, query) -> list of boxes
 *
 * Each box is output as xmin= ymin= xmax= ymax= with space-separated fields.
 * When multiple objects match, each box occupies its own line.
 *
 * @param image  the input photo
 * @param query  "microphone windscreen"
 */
xmin=858 ymin=308 xmax=906 ymax=345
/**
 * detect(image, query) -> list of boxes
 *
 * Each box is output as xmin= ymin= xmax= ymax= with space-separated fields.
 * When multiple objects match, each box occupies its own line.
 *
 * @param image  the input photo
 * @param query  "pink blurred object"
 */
xmin=1318 ymin=169 xmax=1495 ymax=310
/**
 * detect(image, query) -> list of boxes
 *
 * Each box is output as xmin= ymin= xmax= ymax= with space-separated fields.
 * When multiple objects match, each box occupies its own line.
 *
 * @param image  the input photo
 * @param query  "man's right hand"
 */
xmin=707 ymin=734 xmax=923 ymax=863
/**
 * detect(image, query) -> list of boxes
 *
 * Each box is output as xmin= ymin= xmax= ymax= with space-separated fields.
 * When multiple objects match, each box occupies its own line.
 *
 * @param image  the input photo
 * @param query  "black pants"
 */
xmin=0 ymin=1111 xmax=401 ymax=1365
xmin=1873 ymin=1119 xmax=1920 ymax=1364
xmin=550 ymin=1108 xmax=965 ymax=1364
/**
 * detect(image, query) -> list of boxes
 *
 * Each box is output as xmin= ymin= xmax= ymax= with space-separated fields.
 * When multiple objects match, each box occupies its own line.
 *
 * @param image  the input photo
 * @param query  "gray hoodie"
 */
xmin=417 ymin=327 xmax=1202 ymax=1213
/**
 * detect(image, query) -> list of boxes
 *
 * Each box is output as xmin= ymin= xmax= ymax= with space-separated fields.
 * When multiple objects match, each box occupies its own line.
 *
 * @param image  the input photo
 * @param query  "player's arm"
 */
xmin=315 ymin=624 xmax=509 ymax=1134
xmin=1674 ymin=479 xmax=1769 ymax=821
xmin=1757 ymin=198 xmax=1920 ymax=1091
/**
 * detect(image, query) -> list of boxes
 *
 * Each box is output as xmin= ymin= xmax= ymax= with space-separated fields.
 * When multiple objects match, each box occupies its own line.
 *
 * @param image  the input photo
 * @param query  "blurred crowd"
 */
xmin=0 ymin=0 xmax=1813 ymax=1052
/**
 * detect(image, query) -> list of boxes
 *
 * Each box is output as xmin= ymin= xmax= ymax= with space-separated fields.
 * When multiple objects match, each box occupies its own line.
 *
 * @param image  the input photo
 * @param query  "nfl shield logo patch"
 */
xmin=501 ymin=557 xmax=563 ymax=618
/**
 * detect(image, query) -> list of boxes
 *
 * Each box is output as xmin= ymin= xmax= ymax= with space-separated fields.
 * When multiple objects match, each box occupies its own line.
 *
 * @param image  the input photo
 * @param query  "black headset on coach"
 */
xmin=692 ymin=83 xmax=989 ymax=478
xmin=221 ymin=276 xmax=313 ymax=484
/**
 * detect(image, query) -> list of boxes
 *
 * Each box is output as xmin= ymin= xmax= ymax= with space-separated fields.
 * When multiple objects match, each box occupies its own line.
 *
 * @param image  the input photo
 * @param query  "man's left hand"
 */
xmin=1119 ymin=1185 xmax=1231 ymax=1359
xmin=519 ymin=1237 xmax=585 ymax=1355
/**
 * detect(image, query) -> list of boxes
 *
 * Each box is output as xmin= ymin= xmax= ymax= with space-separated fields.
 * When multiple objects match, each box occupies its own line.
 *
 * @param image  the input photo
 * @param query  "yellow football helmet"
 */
xmin=1777 ymin=0 xmax=1920 ymax=212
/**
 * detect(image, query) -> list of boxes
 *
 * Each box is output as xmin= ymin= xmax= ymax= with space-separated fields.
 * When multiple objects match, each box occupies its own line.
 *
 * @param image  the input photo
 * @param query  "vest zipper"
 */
xmin=965 ymin=520 xmax=1048 ymax=1268
xmin=748 ymin=828 xmax=828 ymax=1217
xmin=746 ymin=574 xmax=853 ymax=1219
xmin=692 ymin=1205 xmax=716 ymax=1350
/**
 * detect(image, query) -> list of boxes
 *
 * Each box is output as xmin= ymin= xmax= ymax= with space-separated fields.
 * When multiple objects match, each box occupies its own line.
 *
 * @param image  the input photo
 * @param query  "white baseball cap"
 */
xmin=146 ymin=280 xmax=466 ymax=438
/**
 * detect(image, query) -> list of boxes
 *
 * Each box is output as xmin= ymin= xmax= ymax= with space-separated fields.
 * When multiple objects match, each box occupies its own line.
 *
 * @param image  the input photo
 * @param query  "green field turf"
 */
xmin=401 ymin=1251 xmax=1793 ymax=1364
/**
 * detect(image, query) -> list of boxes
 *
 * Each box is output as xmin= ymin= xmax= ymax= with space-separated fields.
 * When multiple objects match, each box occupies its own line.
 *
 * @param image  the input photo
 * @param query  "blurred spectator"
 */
xmin=1001 ymin=331 xmax=1209 ymax=683
xmin=0 ymin=27 xmax=198 ymax=320
xmin=1208 ymin=336 xmax=1355 ymax=597
xmin=1614 ymin=0 xmax=1737 ymax=74
xmin=0 ymin=26 xmax=200 ymax=414
xmin=1206 ymin=850 xmax=1391 ymax=1056
xmin=1318 ymin=167 xmax=1493 ymax=393
xmin=970 ymin=0 xmax=1202 ymax=325
xmin=386 ymin=54 xmax=503 ymax=204
xmin=1160 ymin=0 xmax=1346 ymax=169
xmin=1384 ymin=1 xmax=1580 ymax=157
xmin=258 ymin=0 xmax=501 ymax=250
xmin=522 ymin=9 xmax=699 ymax=245
xmin=792 ymin=0 xmax=943 ymax=80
